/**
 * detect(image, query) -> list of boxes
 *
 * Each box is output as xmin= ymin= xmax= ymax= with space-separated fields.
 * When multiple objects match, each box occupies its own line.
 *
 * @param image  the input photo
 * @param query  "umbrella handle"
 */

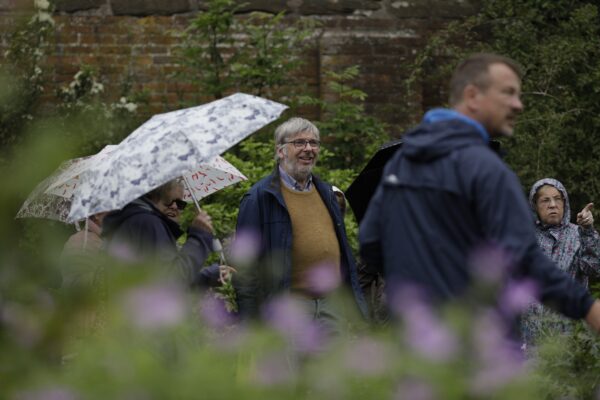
xmin=182 ymin=175 xmax=202 ymax=212
xmin=182 ymin=174 xmax=226 ymax=263
xmin=83 ymin=218 xmax=89 ymax=249
xmin=212 ymin=237 xmax=227 ymax=264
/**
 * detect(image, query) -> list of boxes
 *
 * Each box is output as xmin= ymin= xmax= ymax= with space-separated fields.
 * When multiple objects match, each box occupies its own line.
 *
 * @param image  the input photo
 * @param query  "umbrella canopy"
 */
xmin=16 ymin=171 xmax=74 ymax=223
xmin=345 ymin=139 xmax=402 ymax=224
xmin=16 ymin=145 xmax=118 ymax=223
xmin=68 ymin=93 xmax=287 ymax=222
xmin=183 ymin=155 xmax=247 ymax=202
xmin=17 ymin=153 xmax=246 ymax=223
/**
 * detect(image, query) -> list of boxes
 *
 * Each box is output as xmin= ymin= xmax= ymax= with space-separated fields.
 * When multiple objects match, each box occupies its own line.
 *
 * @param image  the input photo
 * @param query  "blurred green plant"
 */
xmin=0 ymin=0 xmax=54 ymax=155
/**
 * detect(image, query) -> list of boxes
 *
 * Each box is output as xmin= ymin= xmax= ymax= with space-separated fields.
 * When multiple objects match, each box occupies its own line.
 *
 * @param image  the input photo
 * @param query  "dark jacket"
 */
xmin=359 ymin=112 xmax=594 ymax=320
xmin=102 ymin=198 xmax=220 ymax=287
xmin=235 ymin=168 xmax=368 ymax=318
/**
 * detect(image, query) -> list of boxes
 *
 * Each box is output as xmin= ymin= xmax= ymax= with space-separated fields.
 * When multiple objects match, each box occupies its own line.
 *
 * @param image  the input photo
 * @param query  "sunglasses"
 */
xmin=165 ymin=198 xmax=188 ymax=210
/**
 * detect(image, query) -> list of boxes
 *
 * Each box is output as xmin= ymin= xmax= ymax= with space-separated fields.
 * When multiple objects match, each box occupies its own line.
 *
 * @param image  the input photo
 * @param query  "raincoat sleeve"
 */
xmin=181 ymin=227 xmax=215 ymax=284
xmin=576 ymin=226 xmax=600 ymax=279
xmin=469 ymin=151 xmax=595 ymax=319
xmin=233 ymin=192 xmax=262 ymax=317
xmin=192 ymin=263 xmax=221 ymax=288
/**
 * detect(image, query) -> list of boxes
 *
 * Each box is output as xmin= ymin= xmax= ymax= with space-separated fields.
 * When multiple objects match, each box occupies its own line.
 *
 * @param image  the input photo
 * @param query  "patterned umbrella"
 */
xmin=67 ymin=93 xmax=287 ymax=222
xmin=17 ymin=153 xmax=246 ymax=223
xmin=183 ymin=156 xmax=247 ymax=202
xmin=16 ymin=145 xmax=117 ymax=223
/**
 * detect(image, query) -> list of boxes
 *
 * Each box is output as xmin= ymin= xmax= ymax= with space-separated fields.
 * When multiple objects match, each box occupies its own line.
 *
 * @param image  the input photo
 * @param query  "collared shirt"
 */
xmin=278 ymin=165 xmax=313 ymax=192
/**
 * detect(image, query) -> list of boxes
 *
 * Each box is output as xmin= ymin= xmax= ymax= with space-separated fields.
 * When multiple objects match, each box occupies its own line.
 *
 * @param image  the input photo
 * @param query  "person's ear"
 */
xmin=276 ymin=144 xmax=285 ymax=160
xmin=463 ymin=84 xmax=481 ymax=109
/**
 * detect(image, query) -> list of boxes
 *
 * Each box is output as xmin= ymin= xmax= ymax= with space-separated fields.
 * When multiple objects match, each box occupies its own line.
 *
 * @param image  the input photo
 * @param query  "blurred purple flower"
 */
xmin=123 ymin=283 xmax=185 ymax=330
xmin=211 ymin=324 xmax=248 ymax=351
xmin=229 ymin=228 xmax=261 ymax=267
xmin=470 ymin=310 xmax=526 ymax=394
xmin=263 ymin=295 xmax=326 ymax=354
xmin=389 ymin=285 xmax=458 ymax=362
xmin=499 ymin=279 xmax=538 ymax=316
xmin=199 ymin=293 xmax=236 ymax=330
xmin=344 ymin=337 xmax=390 ymax=376
xmin=394 ymin=378 xmax=435 ymax=400
xmin=107 ymin=242 xmax=140 ymax=263
xmin=469 ymin=244 xmax=512 ymax=285
xmin=304 ymin=262 xmax=341 ymax=297
xmin=252 ymin=353 xmax=295 ymax=386
xmin=1 ymin=302 xmax=42 ymax=348
xmin=14 ymin=387 xmax=79 ymax=400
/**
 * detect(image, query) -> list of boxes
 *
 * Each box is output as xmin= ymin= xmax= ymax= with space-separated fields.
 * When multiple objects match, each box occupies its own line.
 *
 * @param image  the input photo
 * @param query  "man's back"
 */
xmin=360 ymin=118 xmax=508 ymax=299
xmin=360 ymin=117 xmax=593 ymax=319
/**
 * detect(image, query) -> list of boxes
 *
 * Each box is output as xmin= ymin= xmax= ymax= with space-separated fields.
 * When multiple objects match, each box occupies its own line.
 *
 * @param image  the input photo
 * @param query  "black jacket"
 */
xmin=102 ymin=198 xmax=219 ymax=287
xmin=359 ymin=114 xmax=594 ymax=320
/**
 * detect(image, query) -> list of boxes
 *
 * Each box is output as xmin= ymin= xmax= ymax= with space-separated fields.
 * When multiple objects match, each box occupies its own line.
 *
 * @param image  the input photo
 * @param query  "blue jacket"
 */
xmin=235 ymin=168 xmax=368 ymax=318
xmin=102 ymin=198 xmax=220 ymax=287
xmin=359 ymin=111 xmax=594 ymax=320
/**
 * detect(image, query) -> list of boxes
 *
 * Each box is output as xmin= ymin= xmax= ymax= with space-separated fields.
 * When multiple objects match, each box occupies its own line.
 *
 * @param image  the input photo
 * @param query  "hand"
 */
xmin=191 ymin=209 xmax=214 ymax=233
xmin=576 ymin=203 xmax=594 ymax=227
xmin=218 ymin=265 xmax=237 ymax=284
xmin=585 ymin=300 xmax=600 ymax=334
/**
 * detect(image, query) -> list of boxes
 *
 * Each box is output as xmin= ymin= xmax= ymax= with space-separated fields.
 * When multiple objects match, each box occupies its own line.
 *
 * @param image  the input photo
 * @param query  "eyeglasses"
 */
xmin=284 ymin=139 xmax=320 ymax=149
xmin=537 ymin=196 xmax=564 ymax=207
xmin=165 ymin=199 xmax=188 ymax=210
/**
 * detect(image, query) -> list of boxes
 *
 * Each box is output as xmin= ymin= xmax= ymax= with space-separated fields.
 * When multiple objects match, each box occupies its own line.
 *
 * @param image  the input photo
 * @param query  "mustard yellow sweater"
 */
xmin=281 ymin=183 xmax=341 ymax=293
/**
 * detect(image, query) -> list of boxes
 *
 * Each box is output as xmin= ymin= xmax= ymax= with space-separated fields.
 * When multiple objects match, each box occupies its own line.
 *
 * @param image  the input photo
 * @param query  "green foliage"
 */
xmin=175 ymin=0 xmax=317 ymax=101
xmin=531 ymin=323 xmax=600 ymax=399
xmin=0 ymin=1 xmax=54 ymax=153
xmin=176 ymin=0 xmax=244 ymax=99
xmin=55 ymin=66 xmax=147 ymax=155
xmin=232 ymin=12 xmax=317 ymax=98
xmin=300 ymin=66 xmax=389 ymax=170
xmin=406 ymin=0 xmax=600 ymax=212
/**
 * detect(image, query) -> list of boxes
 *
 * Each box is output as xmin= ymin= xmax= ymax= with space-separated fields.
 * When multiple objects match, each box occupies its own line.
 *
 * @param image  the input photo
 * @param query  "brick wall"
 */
xmin=0 ymin=0 xmax=480 ymax=137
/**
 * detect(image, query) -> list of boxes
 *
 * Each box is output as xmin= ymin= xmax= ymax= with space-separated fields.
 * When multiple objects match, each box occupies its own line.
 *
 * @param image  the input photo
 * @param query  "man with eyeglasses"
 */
xmin=102 ymin=178 xmax=221 ymax=287
xmin=521 ymin=178 xmax=600 ymax=345
xmin=235 ymin=117 xmax=368 ymax=327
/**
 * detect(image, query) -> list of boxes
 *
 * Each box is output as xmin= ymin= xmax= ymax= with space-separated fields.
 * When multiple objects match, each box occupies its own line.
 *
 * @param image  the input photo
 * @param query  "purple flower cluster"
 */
xmin=229 ymin=228 xmax=261 ymax=268
xmin=123 ymin=283 xmax=185 ymax=330
xmin=470 ymin=310 xmax=526 ymax=394
xmin=198 ymin=293 xmax=236 ymax=330
xmin=389 ymin=285 xmax=459 ymax=362
xmin=263 ymin=295 xmax=326 ymax=354
xmin=343 ymin=336 xmax=391 ymax=376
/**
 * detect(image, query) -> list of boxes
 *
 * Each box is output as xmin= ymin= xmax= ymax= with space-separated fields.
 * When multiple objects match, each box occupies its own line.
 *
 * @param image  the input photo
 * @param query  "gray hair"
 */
xmin=145 ymin=178 xmax=184 ymax=203
xmin=274 ymin=117 xmax=320 ymax=159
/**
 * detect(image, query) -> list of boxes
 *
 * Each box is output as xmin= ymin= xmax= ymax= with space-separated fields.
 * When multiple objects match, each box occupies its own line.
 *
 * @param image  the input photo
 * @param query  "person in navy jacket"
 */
xmin=359 ymin=53 xmax=600 ymax=333
xmin=102 ymin=178 xmax=221 ymax=287
xmin=234 ymin=117 xmax=368 ymax=327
